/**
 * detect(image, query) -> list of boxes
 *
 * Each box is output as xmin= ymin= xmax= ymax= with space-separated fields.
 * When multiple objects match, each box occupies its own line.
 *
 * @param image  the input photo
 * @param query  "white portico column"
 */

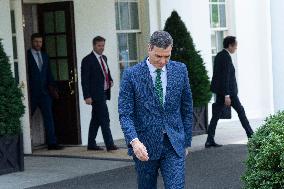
xmin=270 ymin=0 xmax=284 ymax=112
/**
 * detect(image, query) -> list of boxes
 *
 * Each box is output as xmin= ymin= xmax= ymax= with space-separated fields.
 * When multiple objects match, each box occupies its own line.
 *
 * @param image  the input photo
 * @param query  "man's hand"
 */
xmin=85 ymin=98 xmax=93 ymax=105
xmin=131 ymin=139 xmax=149 ymax=161
xmin=224 ymin=96 xmax=231 ymax=106
xmin=185 ymin=148 xmax=190 ymax=156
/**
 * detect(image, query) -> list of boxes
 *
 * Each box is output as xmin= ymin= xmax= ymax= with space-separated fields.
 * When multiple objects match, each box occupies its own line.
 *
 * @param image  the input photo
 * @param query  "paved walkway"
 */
xmin=0 ymin=119 xmax=263 ymax=189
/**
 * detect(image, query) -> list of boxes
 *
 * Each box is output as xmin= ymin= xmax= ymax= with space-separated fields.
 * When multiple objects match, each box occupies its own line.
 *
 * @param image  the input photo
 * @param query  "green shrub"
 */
xmin=164 ymin=11 xmax=212 ymax=107
xmin=0 ymin=39 xmax=25 ymax=136
xmin=242 ymin=111 xmax=284 ymax=189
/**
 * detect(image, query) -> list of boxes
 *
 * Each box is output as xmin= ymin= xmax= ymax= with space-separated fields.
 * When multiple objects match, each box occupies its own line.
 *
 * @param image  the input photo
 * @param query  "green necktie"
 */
xmin=155 ymin=69 xmax=163 ymax=106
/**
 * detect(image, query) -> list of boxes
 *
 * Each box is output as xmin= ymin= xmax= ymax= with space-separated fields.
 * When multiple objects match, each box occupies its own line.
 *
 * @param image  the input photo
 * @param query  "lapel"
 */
xmin=140 ymin=59 xmax=162 ymax=109
xmin=140 ymin=59 xmax=155 ymax=97
xmin=40 ymin=52 xmax=47 ymax=72
xmin=140 ymin=59 xmax=175 ymax=111
xmin=29 ymin=49 xmax=42 ymax=73
xmin=164 ymin=61 xmax=174 ymax=109
xmin=90 ymin=52 xmax=104 ymax=77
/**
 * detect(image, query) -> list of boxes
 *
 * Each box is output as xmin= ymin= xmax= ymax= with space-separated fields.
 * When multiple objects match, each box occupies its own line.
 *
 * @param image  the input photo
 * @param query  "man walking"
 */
xmin=205 ymin=36 xmax=254 ymax=148
xmin=27 ymin=33 xmax=62 ymax=150
xmin=81 ymin=36 xmax=118 ymax=151
xmin=119 ymin=31 xmax=193 ymax=189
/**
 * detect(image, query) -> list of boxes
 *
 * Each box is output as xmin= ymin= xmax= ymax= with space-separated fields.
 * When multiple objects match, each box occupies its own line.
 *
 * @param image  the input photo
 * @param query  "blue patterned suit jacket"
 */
xmin=118 ymin=58 xmax=193 ymax=160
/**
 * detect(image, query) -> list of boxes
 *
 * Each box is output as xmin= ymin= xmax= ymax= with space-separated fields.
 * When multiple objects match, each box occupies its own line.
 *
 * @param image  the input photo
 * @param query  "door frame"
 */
xmin=23 ymin=1 xmax=81 ymax=146
xmin=38 ymin=1 xmax=81 ymax=144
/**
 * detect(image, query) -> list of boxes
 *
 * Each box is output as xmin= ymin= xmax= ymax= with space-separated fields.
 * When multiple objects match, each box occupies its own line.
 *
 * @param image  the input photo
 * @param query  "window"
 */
xmin=115 ymin=0 xmax=140 ymax=77
xmin=209 ymin=0 xmax=228 ymax=58
xmin=10 ymin=10 xmax=19 ymax=84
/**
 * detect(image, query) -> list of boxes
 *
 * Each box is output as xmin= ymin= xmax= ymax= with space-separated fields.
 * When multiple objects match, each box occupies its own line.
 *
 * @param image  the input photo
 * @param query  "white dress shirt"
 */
xmin=31 ymin=48 xmax=43 ymax=71
xmin=93 ymin=51 xmax=109 ymax=90
xmin=146 ymin=58 xmax=167 ymax=104
xmin=130 ymin=58 xmax=168 ymax=144
xmin=224 ymin=48 xmax=232 ymax=97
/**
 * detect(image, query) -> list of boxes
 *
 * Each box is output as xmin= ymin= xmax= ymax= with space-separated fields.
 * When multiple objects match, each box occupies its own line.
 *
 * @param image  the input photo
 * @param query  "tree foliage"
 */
xmin=164 ymin=11 xmax=212 ymax=107
xmin=0 ymin=39 xmax=25 ymax=136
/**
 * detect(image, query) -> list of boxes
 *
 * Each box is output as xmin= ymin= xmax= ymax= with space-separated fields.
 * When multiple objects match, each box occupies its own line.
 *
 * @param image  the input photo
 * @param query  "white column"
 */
xmin=11 ymin=0 xmax=32 ymax=154
xmin=234 ymin=0 xmax=274 ymax=118
xmin=0 ymin=0 xmax=13 ymax=59
xmin=270 ymin=0 xmax=284 ymax=112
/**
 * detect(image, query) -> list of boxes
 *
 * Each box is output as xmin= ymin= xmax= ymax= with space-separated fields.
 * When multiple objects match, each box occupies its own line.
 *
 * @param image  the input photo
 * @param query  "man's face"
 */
xmin=93 ymin=41 xmax=105 ymax=55
xmin=148 ymin=45 xmax=172 ymax=69
xmin=32 ymin=37 xmax=43 ymax=51
xmin=228 ymin=42 xmax=238 ymax=54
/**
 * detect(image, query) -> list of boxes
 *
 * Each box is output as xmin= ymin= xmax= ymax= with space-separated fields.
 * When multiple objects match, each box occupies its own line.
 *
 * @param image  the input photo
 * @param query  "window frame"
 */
xmin=115 ymin=0 xmax=141 ymax=70
xmin=209 ymin=0 xmax=227 ymax=29
xmin=209 ymin=0 xmax=228 ymax=57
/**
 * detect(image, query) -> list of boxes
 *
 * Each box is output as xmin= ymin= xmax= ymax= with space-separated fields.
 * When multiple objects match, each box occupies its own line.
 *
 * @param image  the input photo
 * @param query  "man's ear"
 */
xmin=148 ymin=44 xmax=151 ymax=52
xmin=148 ymin=44 xmax=152 ymax=54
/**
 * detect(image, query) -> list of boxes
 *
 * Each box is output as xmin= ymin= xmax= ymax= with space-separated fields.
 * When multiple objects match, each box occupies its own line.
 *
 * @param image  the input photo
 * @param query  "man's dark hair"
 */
xmin=31 ymin=33 xmax=43 ymax=41
xmin=223 ymin=36 xmax=236 ymax=48
xmin=93 ymin=36 xmax=106 ymax=45
xmin=149 ymin=30 xmax=173 ymax=50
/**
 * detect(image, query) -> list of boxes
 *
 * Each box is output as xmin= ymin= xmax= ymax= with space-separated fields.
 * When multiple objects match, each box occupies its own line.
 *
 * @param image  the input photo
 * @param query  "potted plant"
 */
xmin=164 ymin=11 xmax=212 ymax=135
xmin=0 ymin=39 xmax=25 ymax=175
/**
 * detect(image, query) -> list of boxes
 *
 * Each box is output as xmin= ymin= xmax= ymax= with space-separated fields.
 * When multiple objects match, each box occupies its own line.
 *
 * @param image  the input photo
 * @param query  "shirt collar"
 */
xmin=146 ymin=57 xmax=166 ymax=73
xmin=31 ymin=48 xmax=41 ymax=54
xmin=224 ymin=48 xmax=231 ymax=55
xmin=93 ymin=50 xmax=103 ymax=59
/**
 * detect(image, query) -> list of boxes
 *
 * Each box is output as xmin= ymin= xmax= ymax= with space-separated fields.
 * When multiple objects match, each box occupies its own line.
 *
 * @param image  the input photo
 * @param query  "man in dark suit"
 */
xmin=205 ymin=36 xmax=254 ymax=148
xmin=27 ymin=33 xmax=62 ymax=150
xmin=81 ymin=36 xmax=118 ymax=151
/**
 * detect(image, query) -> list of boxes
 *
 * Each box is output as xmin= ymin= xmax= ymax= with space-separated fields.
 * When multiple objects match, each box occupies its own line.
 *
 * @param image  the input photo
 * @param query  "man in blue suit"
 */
xmin=27 ymin=33 xmax=62 ymax=150
xmin=119 ymin=31 xmax=193 ymax=189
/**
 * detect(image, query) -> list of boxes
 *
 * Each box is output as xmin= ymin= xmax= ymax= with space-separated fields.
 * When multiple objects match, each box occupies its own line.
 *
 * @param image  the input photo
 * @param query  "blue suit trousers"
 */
xmin=133 ymin=134 xmax=185 ymax=189
xmin=31 ymin=94 xmax=57 ymax=145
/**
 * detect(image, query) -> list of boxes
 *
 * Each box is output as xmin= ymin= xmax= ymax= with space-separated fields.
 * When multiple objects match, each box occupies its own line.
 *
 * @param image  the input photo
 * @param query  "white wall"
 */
xmin=150 ymin=0 xmax=214 ymax=119
xmin=233 ymin=0 xmax=274 ymax=119
xmin=0 ymin=0 xmax=13 ymax=59
xmin=270 ymin=0 xmax=284 ymax=112
xmin=73 ymin=0 xmax=123 ymax=145
xmin=158 ymin=0 xmax=212 ymax=75
xmin=148 ymin=0 xmax=161 ymax=33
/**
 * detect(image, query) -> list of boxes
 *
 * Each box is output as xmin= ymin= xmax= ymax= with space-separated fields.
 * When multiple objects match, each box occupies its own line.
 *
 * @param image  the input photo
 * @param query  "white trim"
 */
xmin=211 ymin=27 xmax=228 ymax=31
xmin=116 ymin=29 xmax=141 ymax=33
xmin=10 ymin=0 xmax=32 ymax=154
xmin=116 ymin=0 xmax=138 ymax=3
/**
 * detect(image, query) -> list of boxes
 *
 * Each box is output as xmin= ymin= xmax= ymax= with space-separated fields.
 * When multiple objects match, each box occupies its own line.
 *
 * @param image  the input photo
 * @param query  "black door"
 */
xmin=38 ymin=1 xmax=81 ymax=144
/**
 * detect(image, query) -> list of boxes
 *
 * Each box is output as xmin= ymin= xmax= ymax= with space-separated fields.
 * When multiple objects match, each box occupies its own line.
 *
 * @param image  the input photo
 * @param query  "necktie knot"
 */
xmin=156 ymin=69 xmax=162 ymax=75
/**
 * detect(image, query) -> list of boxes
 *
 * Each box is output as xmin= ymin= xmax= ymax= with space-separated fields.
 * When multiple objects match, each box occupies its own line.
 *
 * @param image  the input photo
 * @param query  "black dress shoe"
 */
xmin=205 ymin=142 xmax=223 ymax=148
xmin=106 ymin=145 xmax=119 ymax=152
xmin=48 ymin=144 xmax=64 ymax=150
xmin=87 ymin=146 xmax=104 ymax=151
xmin=247 ymin=132 xmax=254 ymax=138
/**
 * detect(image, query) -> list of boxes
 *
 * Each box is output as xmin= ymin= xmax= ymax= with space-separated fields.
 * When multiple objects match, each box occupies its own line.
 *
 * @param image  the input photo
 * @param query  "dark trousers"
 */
xmin=88 ymin=99 xmax=114 ymax=148
xmin=133 ymin=135 xmax=185 ymax=189
xmin=207 ymin=94 xmax=254 ymax=143
xmin=31 ymin=94 xmax=57 ymax=145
